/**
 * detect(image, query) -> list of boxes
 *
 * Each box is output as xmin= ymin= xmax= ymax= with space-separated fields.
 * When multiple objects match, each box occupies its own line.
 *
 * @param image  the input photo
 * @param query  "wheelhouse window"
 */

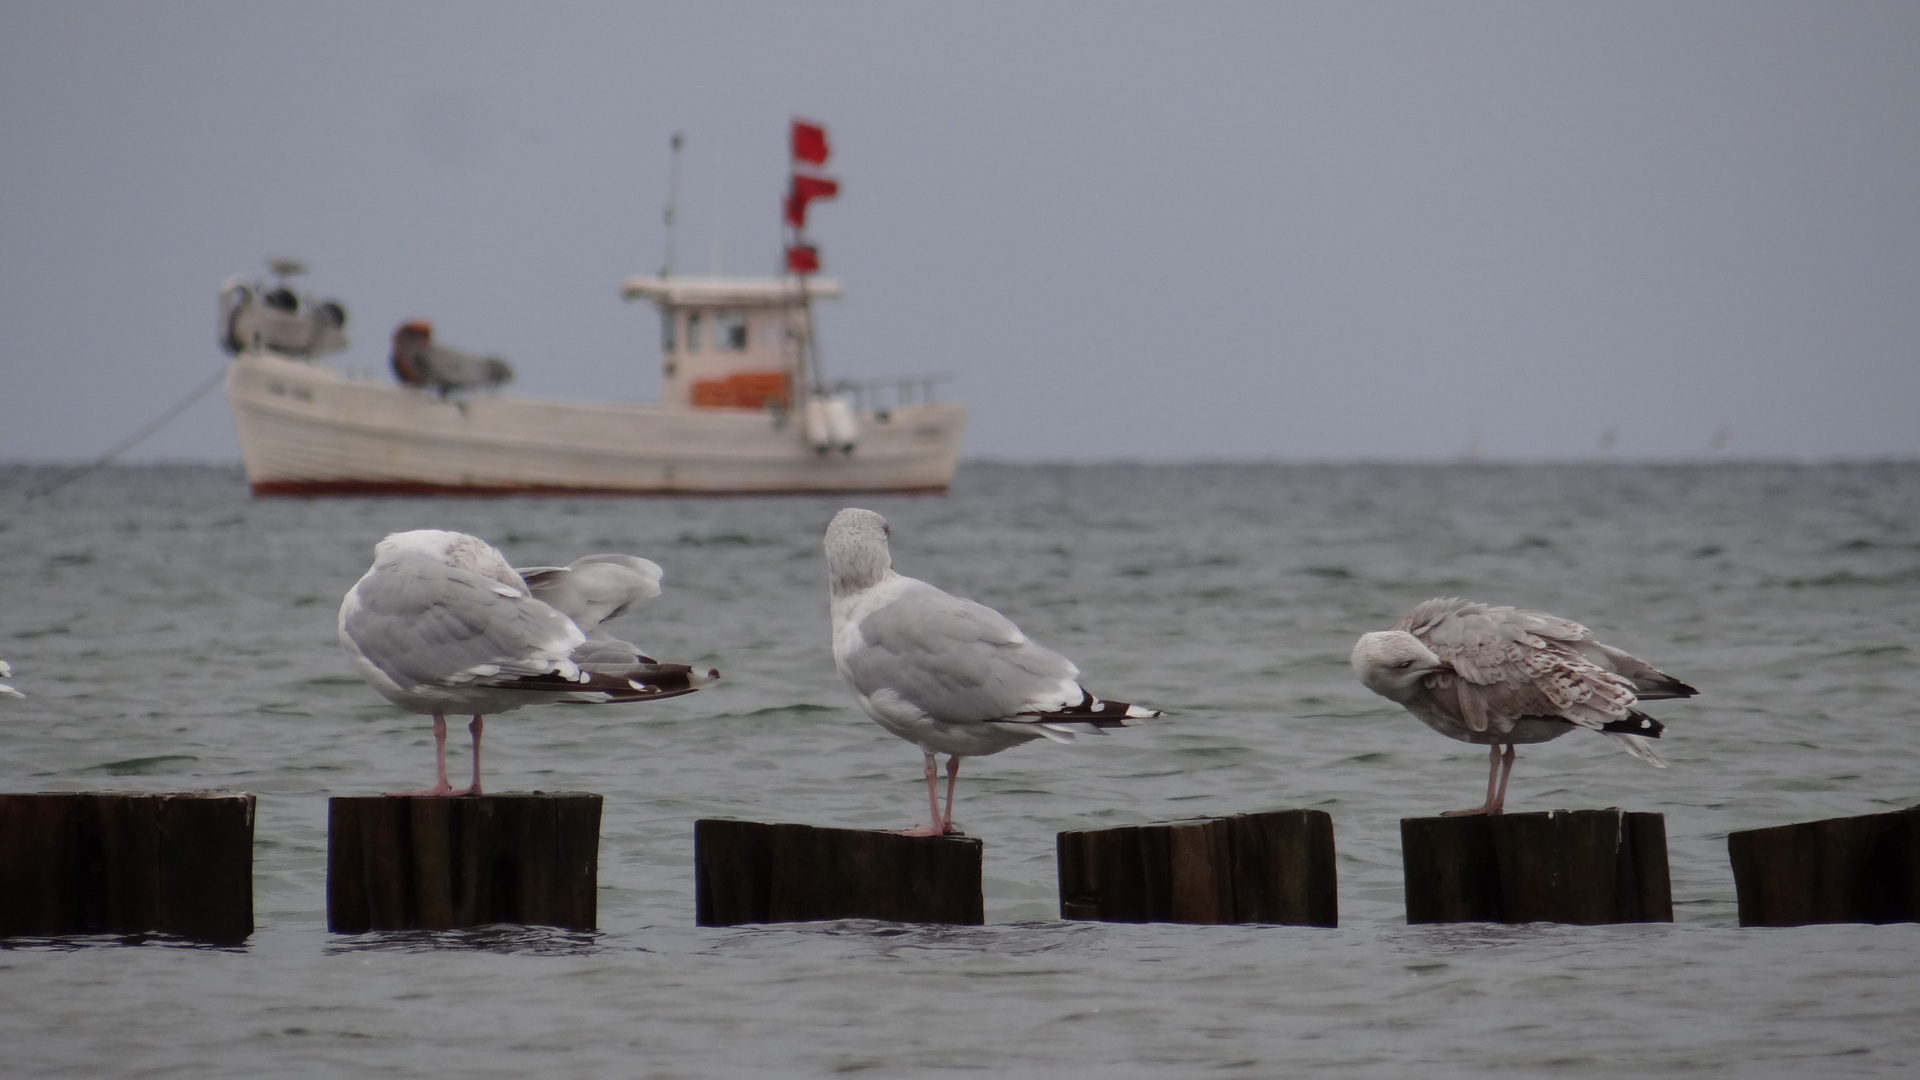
xmin=661 ymin=311 xmax=676 ymax=352
xmin=714 ymin=311 xmax=748 ymax=351
xmin=686 ymin=311 xmax=703 ymax=352
xmin=757 ymin=312 xmax=786 ymax=350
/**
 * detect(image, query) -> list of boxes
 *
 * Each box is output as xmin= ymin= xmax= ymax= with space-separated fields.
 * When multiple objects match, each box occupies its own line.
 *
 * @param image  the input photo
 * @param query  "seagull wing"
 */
xmin=340 ymin=551 xmax=585 ymax=693
xmin=1570 ymin=639 xmax=1699 ymax=699
xmin=841 ymin=579 xmax=1089 ymax=724
xmin=1400 ymin=597 xmax=1640 ymax=735
xmin=516 ymin=554 xmax=663 ymax=636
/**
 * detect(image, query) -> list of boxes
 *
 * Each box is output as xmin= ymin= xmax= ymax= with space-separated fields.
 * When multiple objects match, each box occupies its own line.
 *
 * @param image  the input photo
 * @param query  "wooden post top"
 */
xmin=1400 ymin=807 xmax=1654 ymax=824
xmin=694 ymin=819 xmax=985 ymax=926
xmin=3 ymin=790 xmax=252 ymax=799
xmin=330 ymin=791 xmax=602 ymax=801
xmin=1400 ymin=808 xmax=1671 ymax=925
xmin=1057 ymin=808 xmax=1338 ymax=927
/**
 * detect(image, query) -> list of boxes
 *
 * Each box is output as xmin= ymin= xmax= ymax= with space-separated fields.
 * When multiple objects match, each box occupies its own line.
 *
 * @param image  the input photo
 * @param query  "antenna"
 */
xmin=660 ymin=132 xmax=684 ymax=277
xmin=708 ymin=141 xmax=722 ymax=275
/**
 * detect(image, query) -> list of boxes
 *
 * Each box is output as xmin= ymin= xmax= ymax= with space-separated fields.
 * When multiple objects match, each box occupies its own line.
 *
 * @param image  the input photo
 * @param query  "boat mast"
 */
xmin=660 ymin=132 xmax=684 ymax=278
xmin=784 ymin=119 xmax=838 ymax=397
xmin=800 ymin=269 xmax=820 ymax=393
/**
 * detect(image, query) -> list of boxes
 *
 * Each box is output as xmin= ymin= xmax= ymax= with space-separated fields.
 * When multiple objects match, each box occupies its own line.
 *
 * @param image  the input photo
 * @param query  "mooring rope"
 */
xmin=28 ymin=363 xmax=230 ymax=498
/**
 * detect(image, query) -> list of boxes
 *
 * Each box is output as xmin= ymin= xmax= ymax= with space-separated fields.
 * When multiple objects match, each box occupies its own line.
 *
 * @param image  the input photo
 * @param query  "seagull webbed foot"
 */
xmin=891 ymin=822 xmax=950 ymax=838
xmin=385 ymin=783 xmax=456 ymax=798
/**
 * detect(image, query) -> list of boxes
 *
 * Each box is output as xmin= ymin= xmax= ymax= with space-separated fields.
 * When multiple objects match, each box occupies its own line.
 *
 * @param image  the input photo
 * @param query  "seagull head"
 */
xmin=1350 ymin=630 xmax=1450 ymax=702
xmin=824 ymin=507 xmax=893 ymax=596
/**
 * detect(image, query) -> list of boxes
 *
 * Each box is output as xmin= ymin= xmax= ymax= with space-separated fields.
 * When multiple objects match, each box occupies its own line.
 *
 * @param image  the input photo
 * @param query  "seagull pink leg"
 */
xmin=387 ymin=713 xmax=456 ymax=797
xmin=892 ymin=751 xmax=946 ymax=837
xmin=1442 ymin=743 xmax=1504 ymax=817
xmin=941 ymin=755 xmax=963 ymax=836
xmin=447 ymin=715 xmax=484 ymax=797
xmin=1490 ymin=744 xmax=1515 ymax=814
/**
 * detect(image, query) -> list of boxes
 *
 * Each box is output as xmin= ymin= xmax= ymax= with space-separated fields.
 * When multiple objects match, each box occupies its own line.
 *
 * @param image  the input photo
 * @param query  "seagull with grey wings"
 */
xmin=1350 ymin=597 xmax=1696 ymax=816
xmin=340 ymin=530 xmax=718 ymax=796
xmin=825 ymin=508 xmax=1159 ymax=837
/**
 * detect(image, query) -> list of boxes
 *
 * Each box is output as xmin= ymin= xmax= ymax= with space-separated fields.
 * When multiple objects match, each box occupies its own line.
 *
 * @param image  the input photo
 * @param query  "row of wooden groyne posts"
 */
xmin=1 ymin=792 xmax=1916 ymax=945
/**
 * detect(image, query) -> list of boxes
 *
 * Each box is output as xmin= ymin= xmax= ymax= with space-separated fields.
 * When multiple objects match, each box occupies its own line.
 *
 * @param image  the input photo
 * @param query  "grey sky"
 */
xmin=2 ymin=2 xmax=1916 ymax=463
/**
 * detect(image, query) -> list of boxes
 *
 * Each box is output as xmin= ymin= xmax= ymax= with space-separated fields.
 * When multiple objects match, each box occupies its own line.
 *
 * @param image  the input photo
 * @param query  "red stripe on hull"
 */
xmin=249 ymin=479 xmax=951 ymax=498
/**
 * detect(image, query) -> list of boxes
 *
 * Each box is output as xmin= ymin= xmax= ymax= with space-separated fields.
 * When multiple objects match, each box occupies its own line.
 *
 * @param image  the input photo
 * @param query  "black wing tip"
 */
xmin=1600 ymin=709 xmax=1665 ymax=738
xmin=483 ymin=662 xmax=719 ymax=702
xmin=1016 ymin=691 xmax=1158 ymax=727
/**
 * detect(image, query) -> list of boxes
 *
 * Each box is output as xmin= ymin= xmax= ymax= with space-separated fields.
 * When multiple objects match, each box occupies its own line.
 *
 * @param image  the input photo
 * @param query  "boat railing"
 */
xmin=817 ymin=374 xmax=953 ymax=413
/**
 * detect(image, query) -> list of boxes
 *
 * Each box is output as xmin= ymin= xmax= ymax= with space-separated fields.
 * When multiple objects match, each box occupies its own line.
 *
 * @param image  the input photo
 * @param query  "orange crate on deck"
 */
xmin=691 ymin=372 xmax=790 ymax=409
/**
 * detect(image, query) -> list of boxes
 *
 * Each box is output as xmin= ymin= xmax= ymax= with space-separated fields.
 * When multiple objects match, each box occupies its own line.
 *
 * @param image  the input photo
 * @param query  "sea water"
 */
xmin=1 ymin=462 xmax=1917 ymax=1077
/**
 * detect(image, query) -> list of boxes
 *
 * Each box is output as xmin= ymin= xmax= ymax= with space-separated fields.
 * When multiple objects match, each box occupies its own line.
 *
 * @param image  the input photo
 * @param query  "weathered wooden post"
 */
xmin=1056 ymin=809 xmax=1338 ymax=926
xmin=694 ymin=820 xmax=983 ymax=926
xmin=1728 ymin=807 xmax=1920 ymax=927
xmin=0 ymin=791 xmax=255 ymax=945
xmin=1401 ymin=809 xmax=1671 ymax=924
xmin=327 ymin=793 xmax=601 ymax=932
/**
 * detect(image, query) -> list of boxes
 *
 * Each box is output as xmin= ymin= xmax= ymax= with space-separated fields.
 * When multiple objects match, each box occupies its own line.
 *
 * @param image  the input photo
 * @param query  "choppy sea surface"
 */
xmin=2 ymin=461 xmax=1918 ymax=1078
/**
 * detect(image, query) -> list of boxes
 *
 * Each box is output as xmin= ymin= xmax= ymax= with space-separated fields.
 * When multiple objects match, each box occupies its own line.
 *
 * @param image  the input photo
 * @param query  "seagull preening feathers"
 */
xmin=339 ymin=530 xmax=718 ymax=796
xmin=825 ymin=508 xmax=1158 ymax=836
xmin=1351 ymin=597 xmax=1696 ymax=816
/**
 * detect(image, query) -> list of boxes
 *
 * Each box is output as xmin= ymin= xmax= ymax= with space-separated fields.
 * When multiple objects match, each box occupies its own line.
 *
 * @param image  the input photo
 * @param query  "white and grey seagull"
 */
xmin=0 ymin=659 xmax=21 ymax=699
xmin=1350 ymin=597 xmax=1696 ymax=816
xmin=339 ymin=530 xmax=718 ymax=796
xmin=825 ymin=508 xmax=1158 ymax=837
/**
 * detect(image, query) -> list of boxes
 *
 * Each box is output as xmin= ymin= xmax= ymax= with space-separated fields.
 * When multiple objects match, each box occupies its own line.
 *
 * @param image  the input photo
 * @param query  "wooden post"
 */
xmin=1401 ymin=809 xmax=1672 ymax=924
xmin=0 ymin=791 xmax=255 ymax=945
xmin=1728 ymin=807 xmax=1920 ymax=927
xmin=1056 ymin=809 xmax=1338 ymax=926
xmin=327 ymin=793 xmax=601 ymax=933
xmin=694 ymin=820 xmax=983 ymax=926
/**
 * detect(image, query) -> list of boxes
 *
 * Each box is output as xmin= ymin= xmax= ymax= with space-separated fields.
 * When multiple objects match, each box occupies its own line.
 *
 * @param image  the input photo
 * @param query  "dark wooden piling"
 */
xmin=1401 ymin=809 xmax=1672 ymax=924
xmin=1056 ymin=809 xmax=1338 ymax=926
xmin=0 ymin=791 xmax=255 ymax=944
xmin=694 ymin=819 xmax=983 ymax=926
xmin=1728 ymin=807 xmax=1920 ymax=927
xmin=327 ymin=793 xmax=601 ymax=933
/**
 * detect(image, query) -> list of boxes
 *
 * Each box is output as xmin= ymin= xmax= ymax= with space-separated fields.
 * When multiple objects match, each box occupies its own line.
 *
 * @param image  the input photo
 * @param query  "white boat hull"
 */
xmin=225 ymin=352 xmax=965 ymax=496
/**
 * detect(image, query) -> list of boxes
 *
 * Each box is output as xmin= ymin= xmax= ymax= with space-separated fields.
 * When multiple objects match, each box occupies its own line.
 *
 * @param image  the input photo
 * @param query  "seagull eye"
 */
xmin=1394 ymin=659 xmax=1415 ymax=669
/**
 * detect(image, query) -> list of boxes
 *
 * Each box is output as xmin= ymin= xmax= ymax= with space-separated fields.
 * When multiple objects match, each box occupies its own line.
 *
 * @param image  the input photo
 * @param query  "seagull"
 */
xmin=339 ymin=530 xmax=719 ymax=796
xmin=0 ymin=659 xmax=21 ymax=698
xmin=825 ymin=508 xmax=1159 ymax=837
xmin=1350 ymin=597 xmax=1696 ymax=816
xmin=390 ymin=321 xmax=513 ymax=396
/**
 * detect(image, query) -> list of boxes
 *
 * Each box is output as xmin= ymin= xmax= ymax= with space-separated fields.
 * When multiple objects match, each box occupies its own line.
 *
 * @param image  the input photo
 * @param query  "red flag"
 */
xmin=791 ymin=120 xmax=829 ymax=165
xmin=786 ymin=243 xmax=820 ymax=275
xmin=783 ymin=172 xmax=840 ymax=229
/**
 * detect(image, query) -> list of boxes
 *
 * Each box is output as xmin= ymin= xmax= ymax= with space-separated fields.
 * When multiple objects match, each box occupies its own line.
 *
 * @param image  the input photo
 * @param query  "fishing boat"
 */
xmin=221 ymin=123 xmax=965 ymax=496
